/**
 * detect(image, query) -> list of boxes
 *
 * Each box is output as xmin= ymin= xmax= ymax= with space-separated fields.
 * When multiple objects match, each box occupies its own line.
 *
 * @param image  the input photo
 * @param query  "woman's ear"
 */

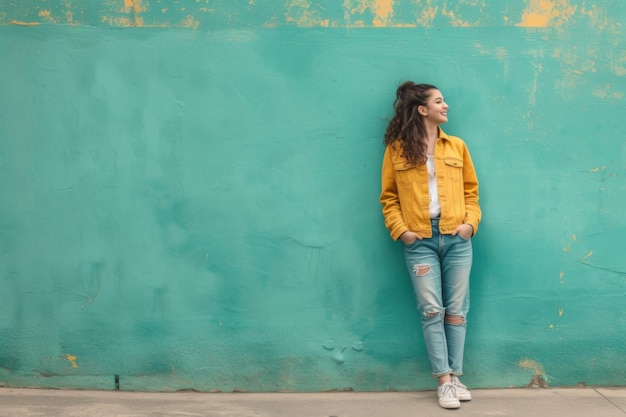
xmin=418 ymin=105 xmax=428 ymax=116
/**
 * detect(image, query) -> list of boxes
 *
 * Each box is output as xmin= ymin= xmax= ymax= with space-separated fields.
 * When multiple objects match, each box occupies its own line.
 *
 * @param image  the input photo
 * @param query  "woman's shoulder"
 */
xmin=385 ymin=141 xmax=412 ymax=167
xmin=384 ymin=140 xmax=403 ymax=156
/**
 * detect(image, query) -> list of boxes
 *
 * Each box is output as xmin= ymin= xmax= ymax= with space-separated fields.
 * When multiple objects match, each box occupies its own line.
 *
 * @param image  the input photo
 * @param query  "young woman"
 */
xmin=379 ymin=82 xmax=481 ymax=409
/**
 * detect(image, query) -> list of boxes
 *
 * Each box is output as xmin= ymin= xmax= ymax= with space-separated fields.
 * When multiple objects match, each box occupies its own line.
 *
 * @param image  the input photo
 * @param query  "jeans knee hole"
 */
xmin=413 ymin=264 xmax=430 ymax=277
xmin=444 ymin=315 xmax=465 ymax=325
xmin=423 ymin=310 xmax=442 ymax=319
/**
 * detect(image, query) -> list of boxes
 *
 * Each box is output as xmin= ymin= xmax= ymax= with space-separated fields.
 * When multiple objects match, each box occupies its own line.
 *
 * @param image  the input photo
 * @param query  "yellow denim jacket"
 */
xmin=380 ymin=129 xmax=481 ymax=240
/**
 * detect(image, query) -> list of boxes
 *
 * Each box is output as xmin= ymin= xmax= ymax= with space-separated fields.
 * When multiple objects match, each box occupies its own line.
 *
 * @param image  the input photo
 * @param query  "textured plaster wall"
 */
xmin=0 ymin=0 xmax=625 ymax=391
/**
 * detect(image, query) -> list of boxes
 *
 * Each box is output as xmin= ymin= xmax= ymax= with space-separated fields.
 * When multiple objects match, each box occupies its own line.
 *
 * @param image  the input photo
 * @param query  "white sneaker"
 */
xmin=437 ymin=382 xmax=461 ymax=409
xmin=451 ymin=376 xmax=472 ymax=401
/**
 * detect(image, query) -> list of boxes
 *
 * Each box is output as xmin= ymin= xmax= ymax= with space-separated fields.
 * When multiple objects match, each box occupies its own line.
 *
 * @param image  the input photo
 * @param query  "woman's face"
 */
xmin=419 ymin=89 xmax=449 ymax=125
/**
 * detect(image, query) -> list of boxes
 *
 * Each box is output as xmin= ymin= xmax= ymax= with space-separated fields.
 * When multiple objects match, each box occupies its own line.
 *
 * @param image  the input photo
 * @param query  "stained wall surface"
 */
xmin=0 ymin=1 xmax=625 ymax=391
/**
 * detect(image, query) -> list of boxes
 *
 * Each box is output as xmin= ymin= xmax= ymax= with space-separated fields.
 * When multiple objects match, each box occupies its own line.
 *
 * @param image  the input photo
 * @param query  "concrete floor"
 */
xmin=1 ymin=387 xmax=625 ymax=417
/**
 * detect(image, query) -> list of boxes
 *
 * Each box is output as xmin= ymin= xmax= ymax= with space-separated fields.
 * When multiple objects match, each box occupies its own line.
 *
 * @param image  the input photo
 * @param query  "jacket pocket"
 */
xmin=444 ymin=157 xmax=463 ymax=183
xmin=393 ymin=161 xmax=416 ymax=185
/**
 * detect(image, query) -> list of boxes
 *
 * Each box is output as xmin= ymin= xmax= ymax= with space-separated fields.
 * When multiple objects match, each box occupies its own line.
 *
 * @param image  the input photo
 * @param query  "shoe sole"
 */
xmin=439 ymin=399 xmax=461 ymax=409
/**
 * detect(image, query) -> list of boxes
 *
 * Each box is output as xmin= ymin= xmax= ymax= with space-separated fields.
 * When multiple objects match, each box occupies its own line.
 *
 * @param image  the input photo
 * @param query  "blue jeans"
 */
xmin=403 ymin=218 xmax=472 ymax=377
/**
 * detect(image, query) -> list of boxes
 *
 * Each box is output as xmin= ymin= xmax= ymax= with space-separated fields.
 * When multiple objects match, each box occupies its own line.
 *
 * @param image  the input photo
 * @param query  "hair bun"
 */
xmin=396 ymin=81 xmax=415 ymax=103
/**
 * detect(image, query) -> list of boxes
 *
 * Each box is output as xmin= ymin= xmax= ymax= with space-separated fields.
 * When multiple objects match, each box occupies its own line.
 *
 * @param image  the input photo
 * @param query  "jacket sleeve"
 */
xmin=380 ymin=146 xmax=409 ymax=241
xmin=462 ymin=144 xmax=481 ymax=235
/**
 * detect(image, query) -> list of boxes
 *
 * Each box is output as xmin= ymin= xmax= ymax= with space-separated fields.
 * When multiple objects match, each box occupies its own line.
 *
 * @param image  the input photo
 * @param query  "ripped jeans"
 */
xmin=403 ymin=218 xmax=472 ymax=378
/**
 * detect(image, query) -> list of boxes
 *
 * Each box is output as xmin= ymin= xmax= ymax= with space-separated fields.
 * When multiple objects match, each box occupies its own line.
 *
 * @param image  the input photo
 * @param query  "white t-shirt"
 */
xmin=426 ymin=156 xmax=441 ymax=219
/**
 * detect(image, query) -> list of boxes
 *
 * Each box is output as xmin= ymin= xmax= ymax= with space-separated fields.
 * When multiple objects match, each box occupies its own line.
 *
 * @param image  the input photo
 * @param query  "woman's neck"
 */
xmin=424 ymin=124 xmax=439 ymax=152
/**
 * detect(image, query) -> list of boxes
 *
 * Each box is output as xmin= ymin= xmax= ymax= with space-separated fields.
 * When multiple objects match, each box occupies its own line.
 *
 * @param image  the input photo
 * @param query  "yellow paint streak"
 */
xmin=373 ymin=0 xmax=393 ymax=27
xmin=343 ymin=0 xmax=415 ymax=27
xmin=8 ymin=20 xmax=41 ymax=26
xmin=517 ymin=0 xmax=577 ymax=28
xmin=133 ymin=0 xmax=145 ymax=26
xmin=65 ymin=354 xmax=78 ymax=368
xmin=583 ymin=250 xmax=593 ymax=259
xmin=558 ymin=308 xmax=564 ymax=317
xmin=519 ymin=358 xmax=545 ymax=375
xmin=121 ymin=0 xmax=146 ymax=26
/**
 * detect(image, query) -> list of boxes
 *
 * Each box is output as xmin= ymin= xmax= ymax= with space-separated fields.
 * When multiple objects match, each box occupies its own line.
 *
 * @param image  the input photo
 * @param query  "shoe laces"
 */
xmin=439 ymin=382 xmax=457 ymax=398
xmin=451 ymin=376 xmax=467 ymax=389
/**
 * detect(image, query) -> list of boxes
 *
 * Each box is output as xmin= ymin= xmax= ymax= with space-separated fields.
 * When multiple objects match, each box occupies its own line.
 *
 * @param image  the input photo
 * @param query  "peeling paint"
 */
xmin=7 ymin=20 xmax=41 ymax=26
xmin=580 ymin=3 xmax=620 ymax=33
xmin=551 ymin=44 xmax=603 ymax=102
xmin=610 ymin=52 xmax=626 ymax=77
xmin=101 ymin=15 xmax=134 ymax=27
xmin=441 ymin=4 xmax=473 ymax=27
xmin=563 ymin=234 xmax=576 ymax=253
xmin=373 ymin=0 xmax=393 ymax=27
xmin=38 ymin=10 xmax=58 ymax=24
xmin=0 ymin=0 xmax=621 ymax=29
xmin=517 ymin=0 xmax=578 ymax=28
xmin=285 ymin=0 xmax=330 ymax=27
xmin=181 ymin=15 xmax=200 ymax=30
xmin=131 ymin=0 xmax=146 ymax=27
xmin=519 ymin=358 xmax=545 ymax=376
xmin=593 ymin=85 xmax=625 ymax=100
xmin=415 ymin=4 xmax=439 ymax=27
xmin=65 ymin=354 xmax=78 ymax=368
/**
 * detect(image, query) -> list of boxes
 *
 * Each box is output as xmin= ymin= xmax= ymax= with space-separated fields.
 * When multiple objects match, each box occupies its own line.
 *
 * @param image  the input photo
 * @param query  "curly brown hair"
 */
xmin=383 ymin=82 xmax=438 ymax=166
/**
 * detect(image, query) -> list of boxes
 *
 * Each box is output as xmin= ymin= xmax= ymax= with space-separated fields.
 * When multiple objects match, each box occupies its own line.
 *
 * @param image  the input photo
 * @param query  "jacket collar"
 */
xmin=438 ymin=127 xmax=451 ymax=142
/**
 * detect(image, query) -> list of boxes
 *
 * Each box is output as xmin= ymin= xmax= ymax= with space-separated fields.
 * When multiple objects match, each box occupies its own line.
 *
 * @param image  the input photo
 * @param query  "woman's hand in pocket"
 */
xmin=400 ymin=231 xmax=422 ymax=245
xmin=452 ymin=224 xmax=474 ymax=240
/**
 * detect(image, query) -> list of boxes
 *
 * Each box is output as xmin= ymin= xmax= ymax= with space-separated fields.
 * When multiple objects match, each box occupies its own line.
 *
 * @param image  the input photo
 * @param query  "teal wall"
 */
xmin=1 ymin=1 xmax=625 ymax=391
